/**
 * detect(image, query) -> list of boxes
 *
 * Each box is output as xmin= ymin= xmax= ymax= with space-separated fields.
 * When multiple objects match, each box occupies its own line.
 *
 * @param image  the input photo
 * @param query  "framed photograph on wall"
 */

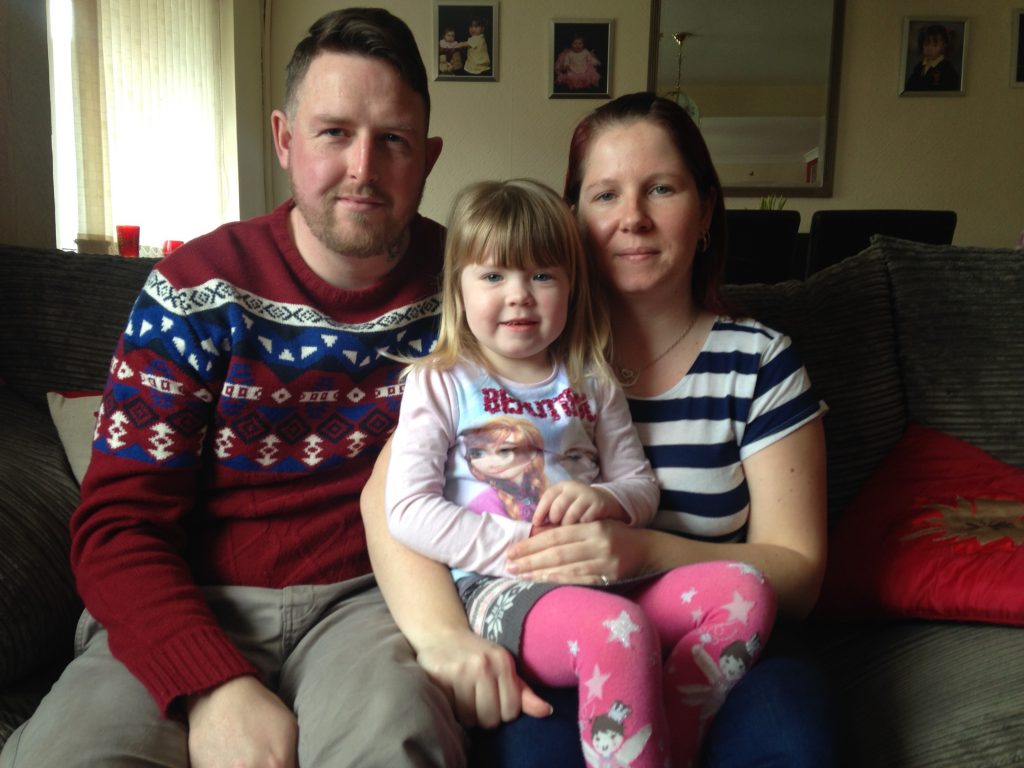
xmin=435 ymin=2 xmax=497 ymax=81
xmin=899 ymin=17 xmax=968 ymax=96
xmin=550 ymin=19 xmax=612 ymax=99
xmin=1013 ymin=9 xmax=1024 ymax=87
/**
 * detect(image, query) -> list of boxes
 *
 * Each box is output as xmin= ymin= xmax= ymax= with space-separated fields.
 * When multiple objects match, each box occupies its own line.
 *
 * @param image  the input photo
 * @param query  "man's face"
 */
xmin=274 ymin=52 xmax=441 ymax=261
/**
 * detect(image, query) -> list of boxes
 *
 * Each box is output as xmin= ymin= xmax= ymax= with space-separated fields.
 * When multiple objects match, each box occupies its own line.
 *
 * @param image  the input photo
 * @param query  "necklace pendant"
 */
xmin=616 ymin=367 xmax=640 ymax=388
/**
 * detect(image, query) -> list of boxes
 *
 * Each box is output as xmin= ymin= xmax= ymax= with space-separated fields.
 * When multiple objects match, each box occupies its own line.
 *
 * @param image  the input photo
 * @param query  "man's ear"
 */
xmin=425 ymin=137 xmax=444 ymax=177
xmin=271 ymin=109 xmax=292 ymax=171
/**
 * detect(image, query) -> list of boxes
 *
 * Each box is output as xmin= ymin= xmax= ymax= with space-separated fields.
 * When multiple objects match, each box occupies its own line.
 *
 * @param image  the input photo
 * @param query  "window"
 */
xmin=49 ymin=0 xmax=237 ymax=254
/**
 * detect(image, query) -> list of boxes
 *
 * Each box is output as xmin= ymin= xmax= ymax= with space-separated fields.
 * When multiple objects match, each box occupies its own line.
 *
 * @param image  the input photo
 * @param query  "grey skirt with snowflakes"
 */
xmin=456 ymin=574 xmax=560 ymax=657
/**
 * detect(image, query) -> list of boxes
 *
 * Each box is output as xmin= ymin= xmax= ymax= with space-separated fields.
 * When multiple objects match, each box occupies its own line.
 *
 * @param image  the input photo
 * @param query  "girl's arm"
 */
xmin=385 ymin=368 xmax=531 ymax=576
xmin=532 ymin=378 xmax=658 ymax=529
xmin=508 ymin=419 xmax=828 ymax=618
xmin=362 ymin=442 xmax=551 ymax=727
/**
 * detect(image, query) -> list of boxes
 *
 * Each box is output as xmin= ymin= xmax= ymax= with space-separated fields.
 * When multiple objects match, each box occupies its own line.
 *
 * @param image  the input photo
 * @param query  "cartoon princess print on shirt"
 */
xmin=463 ymin=417 xmax=549 ymax=521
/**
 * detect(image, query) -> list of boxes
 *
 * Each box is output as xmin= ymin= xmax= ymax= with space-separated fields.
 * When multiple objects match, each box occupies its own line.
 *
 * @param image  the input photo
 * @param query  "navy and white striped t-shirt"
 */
xmin=627 ymin=317 xmax=826 ymax=542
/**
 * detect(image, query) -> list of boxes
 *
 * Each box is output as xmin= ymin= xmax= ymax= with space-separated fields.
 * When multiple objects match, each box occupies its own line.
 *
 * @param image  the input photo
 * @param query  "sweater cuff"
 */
xmin=128 ymin=626 xmax=260 ymax=716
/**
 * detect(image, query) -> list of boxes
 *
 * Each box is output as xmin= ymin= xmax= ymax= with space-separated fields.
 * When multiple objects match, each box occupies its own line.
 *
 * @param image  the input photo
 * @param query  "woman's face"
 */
xmin=576 ymin=120 xmax=712 ymax=301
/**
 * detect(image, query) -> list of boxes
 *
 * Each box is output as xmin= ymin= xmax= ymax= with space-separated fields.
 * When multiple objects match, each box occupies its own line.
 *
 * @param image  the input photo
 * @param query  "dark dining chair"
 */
xmin=805 ymin=209 xmax=957 ymax=277
xmin=724 ymin=209 xmax=802 ymax=285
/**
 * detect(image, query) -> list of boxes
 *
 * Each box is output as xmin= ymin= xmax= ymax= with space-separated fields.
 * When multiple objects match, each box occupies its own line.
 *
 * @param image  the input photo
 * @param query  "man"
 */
xmin=1 ymin=9 xmax=462 ymax=767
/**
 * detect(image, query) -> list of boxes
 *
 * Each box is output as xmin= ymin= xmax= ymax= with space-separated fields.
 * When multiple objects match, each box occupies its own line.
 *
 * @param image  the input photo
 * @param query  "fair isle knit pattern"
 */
xmin=71 ymin=203 xmax=444 ymax=714
xmin=99 ymin=269 xmax=440 ymax=474
xmin=627 ymin=317 xmax=826 ymax=542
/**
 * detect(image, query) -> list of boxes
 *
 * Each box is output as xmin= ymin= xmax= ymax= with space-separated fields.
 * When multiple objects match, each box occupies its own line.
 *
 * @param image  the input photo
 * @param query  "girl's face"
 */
xmin=720 ymin=654 xmax=747 ymax=680
xmin=460 ymin=257 xmax=569 ymax=382
xmin=922 ymin=35 xmax=946 ymax=60
xmin=467 ymin=438 xmax=539 ymax=481
xmin=576 ymin=120 xmax=713 ymax=303
xmin=571 ymin=38 xmax=585 ymax=51
xmin=592 ymin=729 xmax=624 ymax=756
xmin=444 ymin=31 xmax=455 ymax=43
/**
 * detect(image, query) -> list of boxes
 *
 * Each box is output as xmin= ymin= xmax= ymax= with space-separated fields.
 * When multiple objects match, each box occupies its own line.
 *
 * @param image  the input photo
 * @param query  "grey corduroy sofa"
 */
xmin=1 ymin=236 xmax=1022 ymax=766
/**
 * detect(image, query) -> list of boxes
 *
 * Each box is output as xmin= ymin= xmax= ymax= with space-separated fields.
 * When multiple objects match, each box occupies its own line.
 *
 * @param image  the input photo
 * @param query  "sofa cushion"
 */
xmin=46 ymin=392 xmax=102 ymax=485
xmin=810 ymin=619 xmax=1024 ymax=768
xmin=0 ymin=246 xmax=153 ymax=410
xmin=0 ymin=388 xmax=82 ymax=687
xmin=818 ymin=423 xmax=1024 ymax=625
xmin=724 ymin=251 xmax=907 ymax=522
xmin=876 ymin=236 xmax=1024 ymax=470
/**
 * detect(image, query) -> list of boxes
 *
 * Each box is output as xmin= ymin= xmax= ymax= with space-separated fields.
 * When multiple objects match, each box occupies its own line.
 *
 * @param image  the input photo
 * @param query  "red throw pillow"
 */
xmin=817 ymin=423 xmax=1024 ymax=625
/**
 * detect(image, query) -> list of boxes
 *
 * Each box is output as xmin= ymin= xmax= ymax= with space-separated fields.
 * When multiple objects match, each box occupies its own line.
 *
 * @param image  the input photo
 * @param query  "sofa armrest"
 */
xmin=0 ymin=388 xmax=82 ymax=687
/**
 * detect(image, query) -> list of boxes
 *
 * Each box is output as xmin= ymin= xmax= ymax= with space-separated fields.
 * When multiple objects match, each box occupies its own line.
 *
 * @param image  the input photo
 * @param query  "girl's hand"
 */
xmin=531 ymin=481 xmax=629 ymax=529
xmin=414 ymin=626 xmax=552 ymax=729
xmin=507 ymin=520 xmax=649 ymax=585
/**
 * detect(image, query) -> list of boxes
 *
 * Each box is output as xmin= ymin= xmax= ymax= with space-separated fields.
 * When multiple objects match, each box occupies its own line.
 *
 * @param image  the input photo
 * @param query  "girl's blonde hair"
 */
xmin=424 ymin=178 xmax=611 ymax=387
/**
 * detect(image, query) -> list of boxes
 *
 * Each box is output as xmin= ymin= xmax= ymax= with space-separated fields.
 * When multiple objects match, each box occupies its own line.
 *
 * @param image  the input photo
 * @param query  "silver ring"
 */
xmin=599 ymin=574 xmax=610 ymax=586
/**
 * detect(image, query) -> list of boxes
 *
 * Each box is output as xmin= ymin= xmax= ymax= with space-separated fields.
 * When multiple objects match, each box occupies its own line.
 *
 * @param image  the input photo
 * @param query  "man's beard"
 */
xmin=291 ymin=180 xmax=423 ymax=259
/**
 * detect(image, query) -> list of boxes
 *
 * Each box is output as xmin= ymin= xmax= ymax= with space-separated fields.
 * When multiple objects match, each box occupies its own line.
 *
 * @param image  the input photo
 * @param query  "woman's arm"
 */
xmin=362 ymin=442 xmax=551 ymax=727
xmin=507 ymin=419 xmax=828 ymax=619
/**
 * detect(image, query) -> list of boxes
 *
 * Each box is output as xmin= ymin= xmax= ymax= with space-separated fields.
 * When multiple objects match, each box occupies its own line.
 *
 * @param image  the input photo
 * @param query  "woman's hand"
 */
xmin=506 ymin=519 xmax=650 ymax=584
xmin=415 ymin=626 xmax=552 ymax=729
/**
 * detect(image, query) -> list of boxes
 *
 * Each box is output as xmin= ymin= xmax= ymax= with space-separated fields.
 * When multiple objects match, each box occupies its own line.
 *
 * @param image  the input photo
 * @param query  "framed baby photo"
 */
xmin=899 ymin=17 xmax=968 ymax=96
xmin=434 ymin=2 xmax=498 ymax=82
xmin=1013 ymin=9 xmax=1024 ymax=87
xmin=550 ymin=19 xmax=613 ymax=99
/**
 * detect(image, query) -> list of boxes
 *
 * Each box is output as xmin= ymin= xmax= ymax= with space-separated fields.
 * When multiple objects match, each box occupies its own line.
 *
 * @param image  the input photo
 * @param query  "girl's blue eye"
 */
xmin=482 ymin=272 xmax=502 ymax=282
xmin=532 ymin=272 xmax=554 ymax=282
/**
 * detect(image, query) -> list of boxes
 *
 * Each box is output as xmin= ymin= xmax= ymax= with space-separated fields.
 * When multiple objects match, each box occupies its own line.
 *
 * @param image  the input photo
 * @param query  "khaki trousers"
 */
xmin=0 ymin=577 xmax=465 ymax=767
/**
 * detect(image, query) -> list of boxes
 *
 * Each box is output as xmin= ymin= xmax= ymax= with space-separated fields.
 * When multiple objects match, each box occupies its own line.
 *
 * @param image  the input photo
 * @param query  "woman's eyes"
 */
xmin=590 ymin=184 xmax=674 ymax=203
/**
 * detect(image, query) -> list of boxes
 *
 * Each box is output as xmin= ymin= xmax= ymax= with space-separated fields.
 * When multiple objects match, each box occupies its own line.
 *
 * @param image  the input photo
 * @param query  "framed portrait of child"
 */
xmin=549 ymin=19 xmax=613 ymax=99
xmin=435 ymin=2 xmax=498 ymax=82
xmin=899 ymin=17 xmax=968 ymax=96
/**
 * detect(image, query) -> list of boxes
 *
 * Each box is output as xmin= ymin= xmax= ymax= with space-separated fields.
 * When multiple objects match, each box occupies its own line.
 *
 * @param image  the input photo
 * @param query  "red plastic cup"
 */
xmin=162 ymin=239 xmax=184 ymax=255
xmin=116 ymin=225 xmax=140 ymax=257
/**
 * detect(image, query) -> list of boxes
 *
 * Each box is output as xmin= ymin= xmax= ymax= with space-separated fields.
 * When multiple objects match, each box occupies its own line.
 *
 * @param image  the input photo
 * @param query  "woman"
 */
xmin=362 ymin=92 xmax=834 ymax=766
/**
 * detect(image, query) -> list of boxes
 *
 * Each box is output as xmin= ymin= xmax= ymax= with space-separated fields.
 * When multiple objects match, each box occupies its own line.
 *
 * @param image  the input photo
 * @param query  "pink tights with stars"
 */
xmin=519 ymin=561 xmax=776 ymax=767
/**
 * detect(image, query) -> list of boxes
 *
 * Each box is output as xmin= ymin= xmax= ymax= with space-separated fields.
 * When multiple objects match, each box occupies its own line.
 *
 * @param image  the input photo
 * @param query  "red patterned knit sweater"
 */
xmin=70 ymin=202 xmax=443 ymax=713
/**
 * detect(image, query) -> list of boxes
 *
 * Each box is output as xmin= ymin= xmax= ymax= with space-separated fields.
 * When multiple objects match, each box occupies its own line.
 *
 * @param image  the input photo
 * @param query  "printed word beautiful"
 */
xmin=481 ymin=386 xmax=595 ymax=422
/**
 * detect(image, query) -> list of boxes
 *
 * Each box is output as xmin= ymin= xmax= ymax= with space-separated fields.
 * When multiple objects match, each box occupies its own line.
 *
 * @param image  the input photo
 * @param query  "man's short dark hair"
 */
xmin=284 ymin=8 xmax=430 ymax=125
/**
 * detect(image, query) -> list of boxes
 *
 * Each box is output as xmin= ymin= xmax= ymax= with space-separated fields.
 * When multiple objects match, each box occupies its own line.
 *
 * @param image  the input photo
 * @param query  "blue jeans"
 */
xmin=469 ymin=656 xmax=837 ymax=767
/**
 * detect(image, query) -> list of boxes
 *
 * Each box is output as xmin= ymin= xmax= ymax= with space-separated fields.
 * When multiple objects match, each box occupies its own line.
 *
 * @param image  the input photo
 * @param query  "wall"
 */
xmin=0 ymin=0 xmax=56 ymax=248
xmin=746 ymin=0 xmax=1024 ymax=247
xmin=265 ymin=1 xmax=654 ymax=226
xmin=2 ymin=0 xmax=1022 ymax=249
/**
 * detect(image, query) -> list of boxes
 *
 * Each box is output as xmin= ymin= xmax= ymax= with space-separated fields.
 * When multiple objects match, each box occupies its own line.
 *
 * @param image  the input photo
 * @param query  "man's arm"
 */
xmin=363 ymin=441 xmax=551 ymax=728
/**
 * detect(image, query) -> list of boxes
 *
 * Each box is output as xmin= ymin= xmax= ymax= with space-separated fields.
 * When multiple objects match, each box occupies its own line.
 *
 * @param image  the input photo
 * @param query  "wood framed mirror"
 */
xmin=648 ymin=0 xmax=845 ymax=197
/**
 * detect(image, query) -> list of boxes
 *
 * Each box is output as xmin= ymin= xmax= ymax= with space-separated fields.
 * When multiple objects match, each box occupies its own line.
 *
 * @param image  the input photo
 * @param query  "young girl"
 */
xmin=555 ymin=34 xmax=602 ymax=91
xmin=384 ymin=178 xmax=776 ymax=767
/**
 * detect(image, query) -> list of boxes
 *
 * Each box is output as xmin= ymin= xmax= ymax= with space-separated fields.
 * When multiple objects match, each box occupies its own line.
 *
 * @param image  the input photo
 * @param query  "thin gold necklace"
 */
xmin=614 ymin=314 xmax=698 ymax=388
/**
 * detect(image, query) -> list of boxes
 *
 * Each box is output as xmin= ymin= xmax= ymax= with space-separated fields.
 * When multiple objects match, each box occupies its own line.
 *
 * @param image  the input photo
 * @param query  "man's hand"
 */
xmin=415 ymin=626 xmax=552 ymax=729
xmin=532 ymin=481 xmax=628 ymax=530
xmin=186 ymin=676 xmax=298 ymax=768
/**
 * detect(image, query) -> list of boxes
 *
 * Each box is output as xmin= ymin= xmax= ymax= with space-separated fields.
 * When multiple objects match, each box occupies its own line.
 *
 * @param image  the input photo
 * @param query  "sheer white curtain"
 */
xmin=58 ymin=0 xmax=228 ymax=251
